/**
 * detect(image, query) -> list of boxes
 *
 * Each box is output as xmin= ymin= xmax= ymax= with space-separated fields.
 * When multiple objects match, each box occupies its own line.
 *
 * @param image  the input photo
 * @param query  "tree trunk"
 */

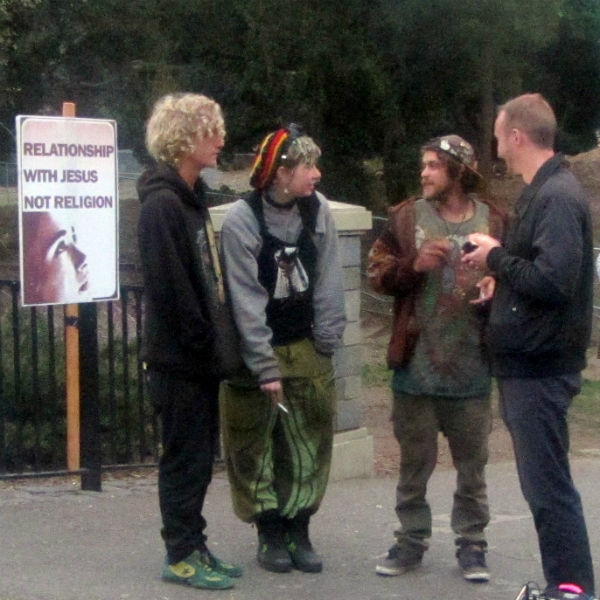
xmin=382 ymin=116 xmax=407 ymax=204
xmin=479 ymin=41 xmax=495 ymax=179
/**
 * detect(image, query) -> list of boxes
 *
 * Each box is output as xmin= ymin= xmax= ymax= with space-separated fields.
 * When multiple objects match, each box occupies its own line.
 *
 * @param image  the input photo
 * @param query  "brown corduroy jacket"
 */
xmin=367 ymin=196 xmax=508 ymax=369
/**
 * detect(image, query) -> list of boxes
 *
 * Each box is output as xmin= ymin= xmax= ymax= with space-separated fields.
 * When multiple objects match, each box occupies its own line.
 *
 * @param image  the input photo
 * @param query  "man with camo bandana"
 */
xmin=368 ymin=135 xmax=507 ymax=582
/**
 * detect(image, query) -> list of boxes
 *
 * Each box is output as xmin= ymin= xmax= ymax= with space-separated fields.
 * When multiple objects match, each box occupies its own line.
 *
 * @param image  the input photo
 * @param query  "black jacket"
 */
xmin=486 ymin=154 xmax=594 ymax=378
xmin=137 ymin=162 xmax=217 ymax=380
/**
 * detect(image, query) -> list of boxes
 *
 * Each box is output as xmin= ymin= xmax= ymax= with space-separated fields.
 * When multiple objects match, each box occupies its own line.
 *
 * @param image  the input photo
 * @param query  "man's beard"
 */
xmin=423 ymin=180 xmax=454 ymax=204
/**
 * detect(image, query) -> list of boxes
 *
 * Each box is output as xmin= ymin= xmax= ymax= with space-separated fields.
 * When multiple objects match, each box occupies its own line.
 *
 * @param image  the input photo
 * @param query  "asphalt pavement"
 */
xmin=1 ymin=457 xmax=599 ymax=600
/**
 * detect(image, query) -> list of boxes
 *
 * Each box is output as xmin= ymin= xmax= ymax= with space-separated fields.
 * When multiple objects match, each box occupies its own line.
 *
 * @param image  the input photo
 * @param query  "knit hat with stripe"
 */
xmin=250 ymin=127 xmax=295 ymax=190
xmin=250 ymin=123 xmax=321 ymax=190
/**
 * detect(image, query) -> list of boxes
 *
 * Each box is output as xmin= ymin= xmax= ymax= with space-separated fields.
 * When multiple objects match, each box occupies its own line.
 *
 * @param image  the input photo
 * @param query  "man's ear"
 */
xmin=511 ymin=128 xmax=522 ymax=145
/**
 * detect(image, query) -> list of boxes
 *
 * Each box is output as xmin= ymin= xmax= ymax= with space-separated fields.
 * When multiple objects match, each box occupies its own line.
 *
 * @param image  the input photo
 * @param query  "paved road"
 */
xmin=1 ymin=458 xmax=599 ymax=600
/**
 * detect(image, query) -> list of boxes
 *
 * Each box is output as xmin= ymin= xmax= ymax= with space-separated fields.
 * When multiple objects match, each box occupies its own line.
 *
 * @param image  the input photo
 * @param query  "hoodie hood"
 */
xmin=137 ymin=161 xmax=207 ymax=210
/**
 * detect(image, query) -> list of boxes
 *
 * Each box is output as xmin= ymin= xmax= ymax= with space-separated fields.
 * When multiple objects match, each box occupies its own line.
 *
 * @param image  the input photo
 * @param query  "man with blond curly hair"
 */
xmin=137 ymin=93 xmax=242 ymax=590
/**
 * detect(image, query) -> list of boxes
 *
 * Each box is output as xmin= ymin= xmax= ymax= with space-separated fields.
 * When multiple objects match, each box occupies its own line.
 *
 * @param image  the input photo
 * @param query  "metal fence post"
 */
xmin=79 ymin=302 xmax=101 ymax=491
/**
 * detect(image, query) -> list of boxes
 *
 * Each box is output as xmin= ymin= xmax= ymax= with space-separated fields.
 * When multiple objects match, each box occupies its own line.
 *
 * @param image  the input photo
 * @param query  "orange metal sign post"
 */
xmin=62 ymin=101 xmax=81 ymax=471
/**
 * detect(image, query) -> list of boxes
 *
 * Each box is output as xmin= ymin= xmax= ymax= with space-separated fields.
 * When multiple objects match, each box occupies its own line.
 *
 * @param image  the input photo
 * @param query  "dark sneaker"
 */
xmin=162 ymin=550 xmax=235 ymax=589
xmin=284 ymin=514 xmax=323 ymax=573
xmin=375 ymin=543 xmax=424 ymax=576
xmin=257 ymin=537 xmax=293 ymax=573
xmin=199 ymin=549 xmax=243 ymax=578
xmin=286 ymin=537 xmax=323 ymax=573
xmin=541 ymin=584 xmax=595 ymax=600
xmin=456 ymin=543 xmax=490 ymax=582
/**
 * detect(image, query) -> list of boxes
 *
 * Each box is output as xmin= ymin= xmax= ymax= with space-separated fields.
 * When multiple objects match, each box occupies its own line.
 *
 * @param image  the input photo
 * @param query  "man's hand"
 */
xmin=260 ymin=379 xmax=284 ymax=407
xmin=413 ymin=239 xmax=452 ymax=272
xmin=470 ymin=275 xmax=496 ymax=304
xmin=461 ymin=233 xmax=501 ymax=269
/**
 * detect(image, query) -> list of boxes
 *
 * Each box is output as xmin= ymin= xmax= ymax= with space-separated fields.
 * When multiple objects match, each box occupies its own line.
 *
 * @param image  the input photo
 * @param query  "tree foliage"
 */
xmin=0 ymin=0 xmax=598 ymax=208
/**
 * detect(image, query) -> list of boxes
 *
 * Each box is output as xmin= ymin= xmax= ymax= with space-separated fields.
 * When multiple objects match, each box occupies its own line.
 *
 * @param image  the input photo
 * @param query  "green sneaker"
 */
xmin=199 ymin=549 xmax=243 ymax=578
xmin=162 ymin=550 xmax=235 ymax=590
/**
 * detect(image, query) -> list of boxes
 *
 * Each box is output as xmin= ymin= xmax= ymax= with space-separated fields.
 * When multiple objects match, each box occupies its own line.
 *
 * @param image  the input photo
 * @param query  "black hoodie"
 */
xmin=137 ymin=161 xmax=220 ymax=380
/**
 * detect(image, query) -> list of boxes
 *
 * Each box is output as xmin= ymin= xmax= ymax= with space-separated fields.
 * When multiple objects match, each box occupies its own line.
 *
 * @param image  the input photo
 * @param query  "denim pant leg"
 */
xmin=147 ymin=370 xmax=219 ymax=564
xmin=436 ymin=396 xmax=491 ymax=545
xmin=392 ymin=393 xmax=438 ymax=542
xmin=498 ymin=376 xmax=595 ymax=595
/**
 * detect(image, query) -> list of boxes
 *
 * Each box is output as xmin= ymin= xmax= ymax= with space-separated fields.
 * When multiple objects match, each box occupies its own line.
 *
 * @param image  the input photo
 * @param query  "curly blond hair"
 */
xmin=145 ymin=93 xmax=226 ymax=166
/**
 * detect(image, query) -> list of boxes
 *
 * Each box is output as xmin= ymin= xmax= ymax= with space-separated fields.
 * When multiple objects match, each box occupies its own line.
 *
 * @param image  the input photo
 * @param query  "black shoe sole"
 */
xmin=289 ymin=551 xmax=323 ymax=573
xmin=257 ymin=556 xmax=293 ymax=573
xmin=375 ymin=562 xmax=421 ymax=576
xmin=291 ymin=561 xmax=323 ymax=573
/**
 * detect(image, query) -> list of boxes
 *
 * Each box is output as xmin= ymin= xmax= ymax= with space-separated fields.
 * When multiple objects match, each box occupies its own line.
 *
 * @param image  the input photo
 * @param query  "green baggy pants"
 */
xmin=220 ymin=339 xmax=336 ymax=523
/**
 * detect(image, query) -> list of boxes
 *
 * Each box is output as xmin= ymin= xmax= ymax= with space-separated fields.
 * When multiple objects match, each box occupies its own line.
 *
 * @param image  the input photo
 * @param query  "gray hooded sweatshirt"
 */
xmin=220 ymin=191 xmax=346 ymax=382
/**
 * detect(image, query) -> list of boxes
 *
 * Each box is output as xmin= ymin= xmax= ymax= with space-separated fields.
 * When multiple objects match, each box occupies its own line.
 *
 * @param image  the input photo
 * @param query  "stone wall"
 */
xmin=334 ymin=232 xmax=364 ymax=432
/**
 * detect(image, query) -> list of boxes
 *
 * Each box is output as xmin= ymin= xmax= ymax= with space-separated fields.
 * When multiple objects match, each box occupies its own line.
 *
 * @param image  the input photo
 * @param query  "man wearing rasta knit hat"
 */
xmin=368 ymin=133 xmax=507 ymax=582
xmin=249 ymin=124 xmax=317 ymax=190
xmin=219 ymin=124 xmax=346 ymax=574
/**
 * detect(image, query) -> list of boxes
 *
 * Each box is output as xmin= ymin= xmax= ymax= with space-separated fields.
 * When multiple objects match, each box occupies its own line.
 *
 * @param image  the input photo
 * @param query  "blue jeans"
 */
xmin=498 ymin=375 xmax=595 ymax=595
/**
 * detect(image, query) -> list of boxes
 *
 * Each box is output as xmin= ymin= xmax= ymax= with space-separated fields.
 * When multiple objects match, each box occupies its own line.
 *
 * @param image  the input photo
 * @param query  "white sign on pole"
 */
xmin=16 ymin=116 xmax=119 ymax=306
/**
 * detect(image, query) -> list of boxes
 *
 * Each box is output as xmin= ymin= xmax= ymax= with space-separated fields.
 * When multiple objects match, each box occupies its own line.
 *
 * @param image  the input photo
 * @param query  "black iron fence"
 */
xmin=0 ymin=281 xmax=157 ymax=484
xmin=0 ymin=166 xmax=241 ymax=490
xmin=3 ymin=197 xmax=600 ymax=488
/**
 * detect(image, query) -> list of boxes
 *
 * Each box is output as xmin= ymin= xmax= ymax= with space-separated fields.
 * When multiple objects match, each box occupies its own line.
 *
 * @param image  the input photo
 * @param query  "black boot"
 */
xmin=255 ymin=510 xmax=293 ymax=573
xmin=285 ymin=510 xmax=323 ymax=573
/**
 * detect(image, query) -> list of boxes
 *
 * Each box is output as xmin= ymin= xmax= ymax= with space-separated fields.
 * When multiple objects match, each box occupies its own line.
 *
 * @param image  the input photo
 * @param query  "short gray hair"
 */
xmin=499 ymin=93 xmax=556 ymax=149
